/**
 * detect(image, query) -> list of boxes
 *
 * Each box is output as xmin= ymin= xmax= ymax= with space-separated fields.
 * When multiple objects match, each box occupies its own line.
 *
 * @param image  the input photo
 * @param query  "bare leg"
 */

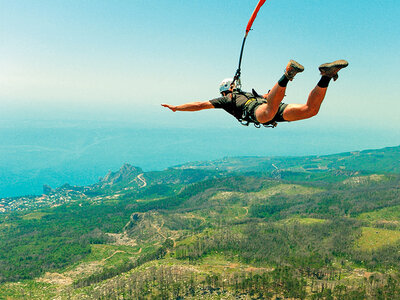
xmin=255 ymin=83 xmax=286 ymax=123
xmin=282 ymin=86 xmax=327 ymax=121
xmin=255 ymin=60 xmax=304 ymax=124
xmin=269 ymin=59 xmax=348 ymax=123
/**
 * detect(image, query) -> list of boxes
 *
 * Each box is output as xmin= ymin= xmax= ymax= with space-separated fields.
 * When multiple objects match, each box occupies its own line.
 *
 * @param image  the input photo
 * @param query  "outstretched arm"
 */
xmin=161 ymin=101 xmax=214 ymax=112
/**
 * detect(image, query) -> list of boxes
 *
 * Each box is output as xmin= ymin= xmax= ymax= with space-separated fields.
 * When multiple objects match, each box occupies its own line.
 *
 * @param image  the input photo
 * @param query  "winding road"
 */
xmin=136 ymin=173 xmax=147 ymax=188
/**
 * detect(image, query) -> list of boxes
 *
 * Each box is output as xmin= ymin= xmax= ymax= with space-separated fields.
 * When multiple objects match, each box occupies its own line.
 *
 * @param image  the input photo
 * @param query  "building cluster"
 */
xmin=0 ymin=193 xmax=73 ymax=213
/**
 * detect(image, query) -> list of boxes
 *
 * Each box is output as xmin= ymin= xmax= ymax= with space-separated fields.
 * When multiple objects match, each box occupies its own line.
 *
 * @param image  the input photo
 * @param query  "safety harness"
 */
xmin=233 ymin=89 xmax=278 ymax=128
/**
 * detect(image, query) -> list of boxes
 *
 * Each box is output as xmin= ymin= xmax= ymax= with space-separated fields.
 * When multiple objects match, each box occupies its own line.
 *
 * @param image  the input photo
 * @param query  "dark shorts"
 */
xmin=245 ymin=101 xmax=288 ymax=125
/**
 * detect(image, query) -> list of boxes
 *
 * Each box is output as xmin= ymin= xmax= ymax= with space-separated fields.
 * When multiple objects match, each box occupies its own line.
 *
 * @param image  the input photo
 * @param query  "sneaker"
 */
xmin=284 ymin=60 xmax=304 ymax=81
xmin=319 ymin=59 xmax=348 ymax=81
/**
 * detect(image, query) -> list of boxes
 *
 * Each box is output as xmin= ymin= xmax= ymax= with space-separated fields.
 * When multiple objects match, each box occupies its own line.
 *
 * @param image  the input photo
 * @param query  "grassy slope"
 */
xmin=358 ymin=205 xmax=400 ymax=222
xmin=356 ymin=227 xmax=400 ymax=251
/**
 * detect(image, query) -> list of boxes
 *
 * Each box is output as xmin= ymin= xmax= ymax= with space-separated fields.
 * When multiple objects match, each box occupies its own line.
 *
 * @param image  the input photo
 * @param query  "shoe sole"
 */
xmin=319 ymin=59 xmax=348 ymax=72
xmin=289 ymin=59 xmax=305 ymax=72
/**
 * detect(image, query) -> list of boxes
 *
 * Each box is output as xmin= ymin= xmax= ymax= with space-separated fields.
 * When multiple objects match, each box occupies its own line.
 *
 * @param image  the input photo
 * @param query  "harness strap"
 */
xmin=244 ymin=98 xmax=256 ymax=106
xmin=232 ymin=90 xmax=278 ymax=129
xmin=240 ymin=96 xmax=278 ymax=129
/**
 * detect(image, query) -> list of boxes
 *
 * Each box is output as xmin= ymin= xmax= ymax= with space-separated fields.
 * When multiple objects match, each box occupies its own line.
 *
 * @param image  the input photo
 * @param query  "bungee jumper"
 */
xmin=161 ymin=1 xmax=348 ymax=128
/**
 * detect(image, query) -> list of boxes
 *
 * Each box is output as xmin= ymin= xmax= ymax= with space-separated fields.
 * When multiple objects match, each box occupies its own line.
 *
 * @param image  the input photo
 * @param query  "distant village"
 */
xmin=0 ymin=193 xmax=70 ymax=213
xmin=0 ymin=181 xmax=125 ymax=214
xmin=0 ymin=184 xmax=91 ymax=213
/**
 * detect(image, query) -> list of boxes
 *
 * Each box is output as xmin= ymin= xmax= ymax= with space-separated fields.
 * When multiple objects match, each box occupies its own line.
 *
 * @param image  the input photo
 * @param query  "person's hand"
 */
xmin=161 ymin=104 xmax=177 ymax=112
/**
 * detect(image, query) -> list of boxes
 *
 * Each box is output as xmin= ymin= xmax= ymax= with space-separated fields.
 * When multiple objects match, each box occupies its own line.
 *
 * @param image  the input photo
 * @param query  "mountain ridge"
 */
xmin=174 ymin=144 xmax=400 ymax=174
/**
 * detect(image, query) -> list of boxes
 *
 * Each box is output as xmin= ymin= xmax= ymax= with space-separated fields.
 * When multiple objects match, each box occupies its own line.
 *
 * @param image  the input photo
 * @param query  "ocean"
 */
xmin=1 ymin=122 xmax=398 ymax=198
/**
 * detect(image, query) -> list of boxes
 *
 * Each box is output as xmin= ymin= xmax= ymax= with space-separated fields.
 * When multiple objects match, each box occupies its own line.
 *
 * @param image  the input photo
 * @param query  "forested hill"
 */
xmin=175 ymin=145 xmax=400 ymax=175
xmin=1 ymin=145 xmax=400 ymax=299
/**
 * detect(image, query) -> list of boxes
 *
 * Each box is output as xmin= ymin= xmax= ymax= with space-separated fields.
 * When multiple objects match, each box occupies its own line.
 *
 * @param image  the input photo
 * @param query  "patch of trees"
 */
xmin=77 ymin=265 xmax=307 ymax=299
xmin=75 ymin=265 xmax=400 ymax=300
xmin=250 ymin=177 xmax=400 ymax=220
xmin=161 ymin=213 xmax=205 ymax=232
xmin=0 ymin=200 xmax=135 ymax=283
xmin=174 ymin=219 xmax=359 ymax=270
xmin=174 ymin=218 xmax=400 ymax=272
xmin=73 ymin=238 xmax=174 ymax=288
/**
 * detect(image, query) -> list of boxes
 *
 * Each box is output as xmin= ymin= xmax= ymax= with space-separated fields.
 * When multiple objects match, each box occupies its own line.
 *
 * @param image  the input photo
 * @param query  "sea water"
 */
xmin=0 ymin=122 xmax=398 ymax=198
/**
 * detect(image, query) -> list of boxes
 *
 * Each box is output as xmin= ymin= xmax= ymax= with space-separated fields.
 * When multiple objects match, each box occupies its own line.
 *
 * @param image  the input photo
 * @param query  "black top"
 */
xmin=209 ymin=92 xmax=252 ymax=120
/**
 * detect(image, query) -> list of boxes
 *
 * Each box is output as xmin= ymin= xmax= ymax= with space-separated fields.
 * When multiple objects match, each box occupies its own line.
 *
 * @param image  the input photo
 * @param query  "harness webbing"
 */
xmin=232 ymin=91 xmax=278 ymax=128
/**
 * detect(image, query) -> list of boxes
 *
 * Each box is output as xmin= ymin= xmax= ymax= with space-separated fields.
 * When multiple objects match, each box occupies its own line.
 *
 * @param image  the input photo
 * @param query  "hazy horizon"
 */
xmin=1 ymin=119 xmax=398 ymax=198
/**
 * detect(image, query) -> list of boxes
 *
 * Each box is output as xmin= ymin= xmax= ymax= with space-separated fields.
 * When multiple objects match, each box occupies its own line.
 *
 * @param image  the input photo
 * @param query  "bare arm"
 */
xmin=161 ymin=101 xmax=214 ymax=112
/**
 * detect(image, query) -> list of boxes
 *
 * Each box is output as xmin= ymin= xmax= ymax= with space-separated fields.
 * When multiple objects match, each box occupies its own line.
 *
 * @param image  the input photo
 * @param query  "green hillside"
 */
xmin=176 ymin=145 xmax=400 ymax=175
xmin=1 ymin=145 xmax=400 ymax=299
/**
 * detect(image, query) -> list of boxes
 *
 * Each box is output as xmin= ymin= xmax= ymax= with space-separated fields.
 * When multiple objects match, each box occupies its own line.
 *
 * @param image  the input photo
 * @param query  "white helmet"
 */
xmin=219 ymin=78 xmax=233 ymax=94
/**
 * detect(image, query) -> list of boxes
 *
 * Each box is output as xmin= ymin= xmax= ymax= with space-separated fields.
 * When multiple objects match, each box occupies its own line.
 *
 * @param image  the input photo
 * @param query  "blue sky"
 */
xmin=1 ymin=0 xmax=399 ymax=137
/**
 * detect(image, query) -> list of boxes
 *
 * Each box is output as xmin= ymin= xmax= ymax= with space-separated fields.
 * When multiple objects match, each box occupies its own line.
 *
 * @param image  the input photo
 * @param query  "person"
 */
xmin=161 ymin=59 xmax=348 ymax=128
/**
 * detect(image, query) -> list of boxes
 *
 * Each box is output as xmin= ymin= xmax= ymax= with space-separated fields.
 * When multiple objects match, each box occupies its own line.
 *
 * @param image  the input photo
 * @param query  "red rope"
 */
xmin=246 ymin=0 xmax=267 ymax=33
